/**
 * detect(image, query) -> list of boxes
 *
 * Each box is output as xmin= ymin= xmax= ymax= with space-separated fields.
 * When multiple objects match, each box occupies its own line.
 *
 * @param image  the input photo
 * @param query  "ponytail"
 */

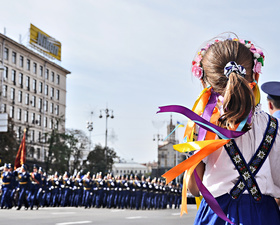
xmin=218 ymin=72 xmax=255 ymax=131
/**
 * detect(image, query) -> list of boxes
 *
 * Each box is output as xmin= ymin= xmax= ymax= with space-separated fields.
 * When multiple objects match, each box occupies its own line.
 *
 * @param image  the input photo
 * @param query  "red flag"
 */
xmin=14 ymin=129 xmax=26 ymax=169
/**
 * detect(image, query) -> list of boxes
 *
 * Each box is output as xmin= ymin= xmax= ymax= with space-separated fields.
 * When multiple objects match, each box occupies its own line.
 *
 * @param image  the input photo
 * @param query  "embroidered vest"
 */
xmin=224 ymin=115 xmax=278 ymax=202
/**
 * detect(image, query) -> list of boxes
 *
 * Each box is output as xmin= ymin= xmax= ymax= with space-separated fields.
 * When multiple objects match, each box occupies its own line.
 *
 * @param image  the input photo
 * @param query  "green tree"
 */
xmin=83 ymin=144 xmax=118 ymax=174
xmin=45 ymin=129 xmax=70 ymax=174
xmin=0 ymin=118 xmax=18 ymax=165
xmin=66 ymin=129 xmax=88 ymax=174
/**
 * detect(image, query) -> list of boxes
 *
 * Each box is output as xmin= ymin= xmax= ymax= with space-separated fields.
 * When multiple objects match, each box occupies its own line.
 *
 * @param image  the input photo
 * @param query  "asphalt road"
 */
xmin=0 ymin=205 xmax=197 ymax=225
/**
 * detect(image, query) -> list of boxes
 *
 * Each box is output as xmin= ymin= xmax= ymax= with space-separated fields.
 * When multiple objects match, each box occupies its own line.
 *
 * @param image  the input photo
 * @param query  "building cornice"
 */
xmin=0 ymin=33 xmax=71 ymax=75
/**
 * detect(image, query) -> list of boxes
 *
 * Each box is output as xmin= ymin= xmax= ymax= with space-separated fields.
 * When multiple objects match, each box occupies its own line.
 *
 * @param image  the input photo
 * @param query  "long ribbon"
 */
xmin=197 ymin=90 xmax=218 ymax=141
xmin=157 ymin=105 xmax=244 ymax=139
xmin=162 ymin=139 xmax=229 ymax=184
xmin=194 ymin=170 xmax=234 ymax=224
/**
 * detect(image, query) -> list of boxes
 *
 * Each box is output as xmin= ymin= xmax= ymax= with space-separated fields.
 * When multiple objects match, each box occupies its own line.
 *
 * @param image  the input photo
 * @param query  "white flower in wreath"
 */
xmin=250 ymin=166 xmax=256 ymax=173
xmin=266 ymin=135 xmax=273 ymax=143
xmin=233 ymin=155 xmax=242 ymax=164
xmin=243 ymin=171 xmax=250 ymax=180
xmin=257 ymin=151 xmax=265 ymax=159
xmin=237 ymin=182 xmax=245 ymax=190
xmin=250 ymin=186 xmax=258 ymax=195
xmin=270 ymin=122 xmax=276 ymax=128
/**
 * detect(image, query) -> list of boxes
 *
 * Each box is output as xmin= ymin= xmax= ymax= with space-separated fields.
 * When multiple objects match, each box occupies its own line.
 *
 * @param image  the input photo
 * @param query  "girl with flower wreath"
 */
xmin=157 ymin=33 xmax=280 ymax=225
xmin=184 ymin=35 xmax=280 ymax=225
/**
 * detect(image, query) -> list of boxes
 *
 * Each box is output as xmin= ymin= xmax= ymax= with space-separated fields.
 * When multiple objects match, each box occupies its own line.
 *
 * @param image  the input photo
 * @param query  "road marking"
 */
xmin=52 ymin=212 xmax=76 ymax=215
xmin=56 ymin=221 xmax=91 ymax=225
xmin=126 ymin=216 xmax=147 ymax=219
xmin=111 ymin=209 xmax=126 ymax=212
xmin=172 ymin=213 xmax=181 ymax=216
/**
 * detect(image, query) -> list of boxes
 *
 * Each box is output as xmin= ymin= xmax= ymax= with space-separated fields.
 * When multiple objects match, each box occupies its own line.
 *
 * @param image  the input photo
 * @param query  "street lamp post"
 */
xmin=99 ymin=107 xmax=114 ymax=171
xmin=153 ymin=133 xmax=163 ymax=178
xmin=86 ymin=111 xmax=94 ymax=150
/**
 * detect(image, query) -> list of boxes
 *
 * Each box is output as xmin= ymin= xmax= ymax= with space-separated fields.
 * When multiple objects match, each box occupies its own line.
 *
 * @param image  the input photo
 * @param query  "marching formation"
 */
xmin=0 ymin=163 xmax=182 ymax=210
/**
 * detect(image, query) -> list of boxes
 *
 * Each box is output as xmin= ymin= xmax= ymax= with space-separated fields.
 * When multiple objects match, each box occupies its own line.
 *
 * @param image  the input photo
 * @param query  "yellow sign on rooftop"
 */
xmin=29 ymin=24 xmax=61 ymax=61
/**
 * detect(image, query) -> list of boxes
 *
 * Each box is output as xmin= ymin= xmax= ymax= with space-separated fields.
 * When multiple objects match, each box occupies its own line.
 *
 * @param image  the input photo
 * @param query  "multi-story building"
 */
xmin=0 ymin=32 xmax=70 ymax=165
xmin=155 ymin=116 xmax=185 ymax=178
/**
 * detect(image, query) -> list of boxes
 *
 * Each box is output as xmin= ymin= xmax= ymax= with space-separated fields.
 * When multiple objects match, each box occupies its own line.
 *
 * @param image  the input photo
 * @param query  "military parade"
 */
xmin=0 ymin=163 xmax=182 ymax=211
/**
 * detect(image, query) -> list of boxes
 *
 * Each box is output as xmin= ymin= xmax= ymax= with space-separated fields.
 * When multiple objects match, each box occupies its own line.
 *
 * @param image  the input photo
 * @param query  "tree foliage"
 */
xmin=83 ymin=144 xmax=118 ymax=174
xmin=45 ymin=119 xmax=89 ymax=174
xmin=0 ymin=118 xmax=18 ymax=164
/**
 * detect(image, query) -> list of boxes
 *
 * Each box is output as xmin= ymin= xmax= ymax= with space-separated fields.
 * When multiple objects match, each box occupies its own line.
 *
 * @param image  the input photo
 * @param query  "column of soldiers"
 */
xmin=0 ymin=163 xmax=182 ymax=210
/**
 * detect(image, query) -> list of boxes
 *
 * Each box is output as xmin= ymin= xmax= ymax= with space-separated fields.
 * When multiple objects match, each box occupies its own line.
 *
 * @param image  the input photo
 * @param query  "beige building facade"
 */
xmin=0 ymin=33 xmax=70 ymax=163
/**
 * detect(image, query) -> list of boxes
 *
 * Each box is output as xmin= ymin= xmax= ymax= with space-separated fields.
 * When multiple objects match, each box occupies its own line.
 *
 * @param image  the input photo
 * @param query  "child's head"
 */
xmin=192 ymin=37 xmax=264 ymax=130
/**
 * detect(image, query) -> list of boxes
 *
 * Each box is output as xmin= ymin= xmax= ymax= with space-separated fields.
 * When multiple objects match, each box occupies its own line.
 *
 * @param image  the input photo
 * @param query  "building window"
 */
xmin=45 ymin=84 xmax=48 ymax=95
xmin=51 ymin=72 xmax=55 ymax=82
xmin=33 ymin=79 xmax=37 ymax=92
xmin=50 ymin=119 xmax=53 ymax=129
xmin=4 ymin=67 xmax=8 ymax=80
xmin=44 ymin=100 xmax=48 ymax=112
xmin=55 ymin=120 xmax=59 ymax=129
xmin=38 ymin=82 xmax=42 ymax=93
xmin=25 ymin=93 xmax=29 ymax=105
xmin=12 ymin=52 xmax=16 ymax=64
xmin=56 ymin=74 xmax=60 ymax=85
xmin=17 ymin=127 xmax=22 ymax=139
xmin=51 ymin=87 xmax=54 ymax=98
xmin=30 ymin=130 xmax=35 ymax=142
xmin=33 ymin=62 xmax=37 ymax=74
xmin=50 ymin=103 xmax=54 ymax=113
xmin=37 ymin=115 xmax=41 ymax=126
xmin=27 ymin=59 xmax=30 ymax=71
xmin=31 ymin=113 xmax=35 ymax=124
xmin=38 ymin=131 xmax=41 ymax=142
xmin=18 ymin=90 xmax=22 ymax=103
xmin=44 ymin=117 xmax=47 ymax=128
xmin=55 ymin=105 xmax=59 ymax=115
xmin=4 ymin=48 xmax=8 ymax=60
xmin=12 ymin=70 xmax=16 ymax=85
xmin=17 ymin=108 xmax=22 ymax=120
xmin=32 ymin=96 xmax=36 ymax=107
xmin=56 ymin=90 xmax=59 ymax=100
xmin=19 ymin=55 xmax=24 ymax=67
xmin=26 ymin=76 xmax=30 ymax=90
xmin=24 ymin=110 xmax=28 ymax=122
xmin=37 ymin=148 xmax=40 ymax=160
xmin=2 ymin=85 xmax=7 ymax=97
xmin=40 ymin=66 xmax=43 ymax=76
xmin=19 ymin=73 xmax=23 ymax=86
xmin=10 ymin=88 xmax=15 ymax=100
xmin=2 ymin=104 xmax=6 ymax=113
xmin=38 ymin=98 xmax=42 ymax=110
xmin=45 ymin=69 xmax=49 ymax=79
xmin=10 ymin=106 xmax=14 ymax=118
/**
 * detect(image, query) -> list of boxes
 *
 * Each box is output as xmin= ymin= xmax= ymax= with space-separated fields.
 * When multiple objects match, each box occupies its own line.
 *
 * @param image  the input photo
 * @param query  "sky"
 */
xmin=1 ymin=0 xmax=280 ymax=163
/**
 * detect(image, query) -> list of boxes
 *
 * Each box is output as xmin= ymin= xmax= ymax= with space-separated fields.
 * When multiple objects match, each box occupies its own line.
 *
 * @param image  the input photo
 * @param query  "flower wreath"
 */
xmin=191 ymin=38 xmax=265 ymax=80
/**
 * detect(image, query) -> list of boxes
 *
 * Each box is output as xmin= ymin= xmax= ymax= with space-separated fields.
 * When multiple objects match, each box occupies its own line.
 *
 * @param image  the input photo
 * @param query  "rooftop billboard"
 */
xmin=29 ymin=24 xmax=61 ymax=61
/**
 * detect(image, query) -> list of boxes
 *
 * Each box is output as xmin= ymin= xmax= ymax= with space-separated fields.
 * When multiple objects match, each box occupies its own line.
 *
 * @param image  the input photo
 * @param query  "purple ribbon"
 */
xmin=197 ymin=90 xmax=218 ymax=141
xmin=157 ymin=105 xmax=245 ymax=139
xmin=194 ymin=170 xmax=235 ymax=224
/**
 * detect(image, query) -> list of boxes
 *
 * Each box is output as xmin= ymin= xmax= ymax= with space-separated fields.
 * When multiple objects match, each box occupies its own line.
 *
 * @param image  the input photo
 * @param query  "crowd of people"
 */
xmin=0 ymin=163 xmax=183 ymax=210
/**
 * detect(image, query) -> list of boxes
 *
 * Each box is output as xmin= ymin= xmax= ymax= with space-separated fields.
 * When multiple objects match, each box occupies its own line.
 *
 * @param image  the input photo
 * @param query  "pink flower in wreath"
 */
xmin=192 ymin=64 xmax=203 ymax=79
xmin=253 ymin=59 xmax=262 ymax=74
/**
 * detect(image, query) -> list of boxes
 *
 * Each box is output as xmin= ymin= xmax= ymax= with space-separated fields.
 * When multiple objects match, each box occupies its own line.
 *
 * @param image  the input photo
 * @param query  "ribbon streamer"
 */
xmin=194 ymin=170 xmax=235 ymax=224
xmin=157 ymin=105 xmax=244 ymax=139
